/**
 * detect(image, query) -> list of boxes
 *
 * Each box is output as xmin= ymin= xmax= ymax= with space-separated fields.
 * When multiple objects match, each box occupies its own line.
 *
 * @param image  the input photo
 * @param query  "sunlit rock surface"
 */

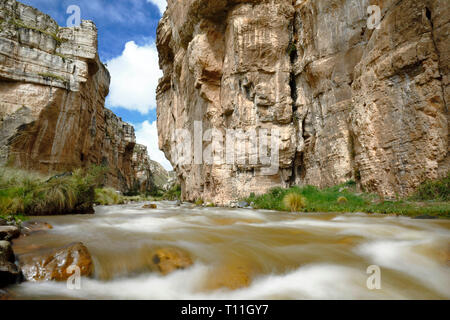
xmin=0 ymin=0 xmax=165 ymax=193
xmin=19 ymin=242 xmax=93 ymax=281
xmin=156 ymin=0 xmax=449 ymax=204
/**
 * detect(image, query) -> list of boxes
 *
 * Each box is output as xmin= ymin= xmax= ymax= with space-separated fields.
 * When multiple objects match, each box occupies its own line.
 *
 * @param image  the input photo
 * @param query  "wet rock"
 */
xmin=21 ymin=221 xmax=53 ymax=236
xmin=19 ymin=242 xmax=94 ymax=282
xmin=237 ymin=201 xmax=249 ymax=209
xmin=0 ymin=241 xmax=14 ymax=262
xmin=0 ymin=226 xmax=20 ymax=241
xmin=176 ymin=200 xmax=182 ymax=206
xmin=0 ymin=263 xmax=20 ymax=289
xmin=0 ymin=241 xmax=20 ymax=288
xmin=152 ymin=248 xmax=193 ymax=275
xmin=143 ymin=204 xmax=158 ymax=209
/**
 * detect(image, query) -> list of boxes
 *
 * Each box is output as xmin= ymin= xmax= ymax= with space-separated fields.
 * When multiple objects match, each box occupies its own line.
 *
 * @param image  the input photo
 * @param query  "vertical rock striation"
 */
xmin=157 ymin=0 xmax=449 ymax=204
xmin=0 ymin=0 xmax=164 ymax=193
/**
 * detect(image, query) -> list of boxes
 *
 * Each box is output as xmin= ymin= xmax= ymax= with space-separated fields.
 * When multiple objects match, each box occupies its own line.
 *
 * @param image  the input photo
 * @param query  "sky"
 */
xmin=21 ymin=0 xmax=172 ymax=170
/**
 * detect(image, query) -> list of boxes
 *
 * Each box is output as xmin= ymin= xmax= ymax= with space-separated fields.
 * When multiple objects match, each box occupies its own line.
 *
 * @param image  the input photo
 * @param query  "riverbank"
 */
xmin=243 ymin=177 xmax=450 ymax=219
xmin=0 ymin=166 xmax=161 ymax=217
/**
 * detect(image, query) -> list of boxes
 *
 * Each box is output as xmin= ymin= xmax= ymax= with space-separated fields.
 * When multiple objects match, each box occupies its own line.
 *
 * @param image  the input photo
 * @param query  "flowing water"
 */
xmin=8 ymin=202 xmax=450 ymax=299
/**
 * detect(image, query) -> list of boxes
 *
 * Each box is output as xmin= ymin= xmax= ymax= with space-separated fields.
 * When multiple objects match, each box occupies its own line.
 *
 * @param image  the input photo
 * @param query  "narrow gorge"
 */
xmin=157 ymin=0 xmax=449 ymax=204
xmin=0 ymin=0 xmax=449 ymax=302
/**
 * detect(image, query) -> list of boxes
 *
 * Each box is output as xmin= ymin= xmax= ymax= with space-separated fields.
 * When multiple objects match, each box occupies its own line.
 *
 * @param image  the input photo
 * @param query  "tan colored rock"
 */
xmin=152 ymin=247 xmax=193 ymax=275
xmin=19 ymin=242 xmax=94 ymax=281
xmin=142 ymin=203 xmax=157 ymax=209
xmin=156 ymin=0 xmax=449 ymax=204
xmin=0 ymin=0 xmax=161 ymax=194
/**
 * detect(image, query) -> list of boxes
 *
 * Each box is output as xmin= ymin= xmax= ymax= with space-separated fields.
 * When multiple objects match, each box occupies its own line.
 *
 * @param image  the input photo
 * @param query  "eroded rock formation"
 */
xmin=157 ymin=0 xmax=449 ymax=204
xmin=0 ymin=0 xmax=163 ymax=193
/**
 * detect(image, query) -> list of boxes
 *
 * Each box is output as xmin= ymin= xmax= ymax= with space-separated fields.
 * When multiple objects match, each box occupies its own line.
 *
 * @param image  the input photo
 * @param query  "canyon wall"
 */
xmin=0 ymin=0 xmax=160 ymax=193
xmin=157 ymin=0 xmax=449 ymax=204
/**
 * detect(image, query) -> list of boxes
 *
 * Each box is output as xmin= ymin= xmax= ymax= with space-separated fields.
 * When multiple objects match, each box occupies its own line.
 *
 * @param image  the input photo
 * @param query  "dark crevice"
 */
xmin=289 ymin=73 xmax=297 ymax=113
xmin=288 ymin=9 xmax=301 ymax=186
xmin=288 ymin=12 xmax=298 ymax=114
xmin=425 ymin=6 xmax=447 ymax=111
xmin=425 ymin=7 xmax=433 ymax=27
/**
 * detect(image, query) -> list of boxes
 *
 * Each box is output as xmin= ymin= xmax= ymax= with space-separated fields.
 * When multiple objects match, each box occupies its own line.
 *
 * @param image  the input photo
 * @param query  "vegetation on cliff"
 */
xmin=245 ymin=178 xmax=450 ymax=218
xmin=410 ymin=172 xmax=450 ymax=202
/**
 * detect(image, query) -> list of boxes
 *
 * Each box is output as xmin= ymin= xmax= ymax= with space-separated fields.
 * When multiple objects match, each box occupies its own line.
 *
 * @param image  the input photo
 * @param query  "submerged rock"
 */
xmin=20 ymin=221 xmax=53 ymax=236
xmin=19 ymin=242 xmax=94 ymax=282
xmin=152 ymin=248 xmax=193 ymax=275
xmin=206 ymin=261 xmax=252 ymax=290
xmin=143 ymin=204 xmax=158 ymax=209
xmin=0 ymin=226 xmax=20 ymax=241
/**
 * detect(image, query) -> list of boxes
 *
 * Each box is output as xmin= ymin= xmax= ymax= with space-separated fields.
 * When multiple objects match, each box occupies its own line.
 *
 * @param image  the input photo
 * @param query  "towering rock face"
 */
xmin=0 ymin=0 xmax=160 ymax=193
xmin=157 ymin=0 xmax=449 ymax=204
xmin=131 ymin=144 xmax=172 ymax=194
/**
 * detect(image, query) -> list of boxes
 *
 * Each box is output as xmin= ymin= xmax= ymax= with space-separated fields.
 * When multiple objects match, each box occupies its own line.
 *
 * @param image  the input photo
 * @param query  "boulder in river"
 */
xmin=19 ymin=242 xmax=94 ymax=281
xmin=152 ymin=247 xmax=193 ymax=275
xmin=0 ymin=241 xmax=21 ymax=288
xmin=0 ymin=226 xmax=20 ymax=241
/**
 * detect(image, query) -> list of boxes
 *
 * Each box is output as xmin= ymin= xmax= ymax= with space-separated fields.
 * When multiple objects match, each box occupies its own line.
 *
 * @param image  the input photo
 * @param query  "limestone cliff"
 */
xmin=156 ymin=0 xmax=449 ymax=204
xmin=0 ymin=0 xmax=161 ymax=193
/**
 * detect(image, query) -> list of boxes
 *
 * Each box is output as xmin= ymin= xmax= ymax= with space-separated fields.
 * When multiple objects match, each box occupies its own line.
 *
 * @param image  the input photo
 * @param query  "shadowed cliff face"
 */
xmin=156 ymin=0 xmax=449 ymax=204
xmin=0 ymin=0 xmax=162 ymax=193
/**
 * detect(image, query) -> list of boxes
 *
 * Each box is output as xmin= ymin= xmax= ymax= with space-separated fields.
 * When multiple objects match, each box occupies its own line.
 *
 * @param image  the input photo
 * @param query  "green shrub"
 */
xmin=95 ymin=188 xmax=125 ymax=205
xmin=411 ymin=173 xmax=450 ymax=201
xmin=283 ymin=193 xmax=306 ymax=212
xmin=162 ymin=184 xmax=181 ymax=201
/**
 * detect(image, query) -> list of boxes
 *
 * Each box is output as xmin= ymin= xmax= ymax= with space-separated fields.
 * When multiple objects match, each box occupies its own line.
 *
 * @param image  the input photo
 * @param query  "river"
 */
xmin=8 ymin=201 xmax=450 ymax=299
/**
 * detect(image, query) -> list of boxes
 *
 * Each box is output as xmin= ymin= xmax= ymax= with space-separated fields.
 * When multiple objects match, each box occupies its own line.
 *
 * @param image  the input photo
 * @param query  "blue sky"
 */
xmin=21 ymin=0 xmax=172 ymax=169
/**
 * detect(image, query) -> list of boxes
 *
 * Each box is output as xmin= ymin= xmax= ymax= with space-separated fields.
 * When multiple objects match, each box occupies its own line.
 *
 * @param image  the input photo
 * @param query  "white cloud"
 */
xmin=106 ymin=41 xmax=162 ymax=114
xmin=147 ymin=0 xmax=167 ymax=15
xmin=136 ymin=120 xmax=173 ymax=171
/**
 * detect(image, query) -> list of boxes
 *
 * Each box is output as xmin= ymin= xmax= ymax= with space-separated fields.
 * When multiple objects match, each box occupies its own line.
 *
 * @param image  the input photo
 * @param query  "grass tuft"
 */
xmin=0 ymin=166 xmax=107 ymax=216
xmin=283 ymin=193 xmax=306 ymax=212
xmin=95 ymin=188 xmax=124 ymax=205
xmin=337 ymin=196 xmax=348 ymax=204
